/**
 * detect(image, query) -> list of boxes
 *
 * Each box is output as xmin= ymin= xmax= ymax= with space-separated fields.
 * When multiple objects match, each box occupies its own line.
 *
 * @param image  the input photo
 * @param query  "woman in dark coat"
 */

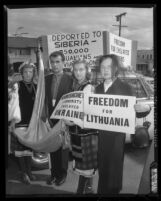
xmin=9 ymin=62 xmax=37 ymax=184
xmin=95 ymin=54 xmax=134 ymax=194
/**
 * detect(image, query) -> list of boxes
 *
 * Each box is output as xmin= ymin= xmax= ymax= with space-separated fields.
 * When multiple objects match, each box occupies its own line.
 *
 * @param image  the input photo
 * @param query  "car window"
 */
xmin=120 ymin=78 xmax=147 ymax=98
xmin=141 ymin=78 xmax=154 ymax=97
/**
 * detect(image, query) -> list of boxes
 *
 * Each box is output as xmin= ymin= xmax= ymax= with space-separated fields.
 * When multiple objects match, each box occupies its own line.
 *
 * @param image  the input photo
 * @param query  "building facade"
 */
xmin=8 ymin=37 xmax=38 ymax=72
xmin=136 ymin=49 xmax=153 ymax=76
xmin=8 ymin=36 xmax=153 ymax=78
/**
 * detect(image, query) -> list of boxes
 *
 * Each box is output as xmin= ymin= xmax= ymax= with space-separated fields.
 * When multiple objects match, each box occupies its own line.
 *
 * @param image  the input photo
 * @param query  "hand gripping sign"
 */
xmin=51 ymin=91 xmax=136 ymax=134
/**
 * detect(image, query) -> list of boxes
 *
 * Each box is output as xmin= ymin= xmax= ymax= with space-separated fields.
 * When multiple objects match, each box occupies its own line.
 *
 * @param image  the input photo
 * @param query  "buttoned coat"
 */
xmin=95 ymin=77 xmax=134 ymax=194
xmin=44 ymin=73 xmax=73 ymax=126
xmin=43 ymin=72 xmax=73 ymax=179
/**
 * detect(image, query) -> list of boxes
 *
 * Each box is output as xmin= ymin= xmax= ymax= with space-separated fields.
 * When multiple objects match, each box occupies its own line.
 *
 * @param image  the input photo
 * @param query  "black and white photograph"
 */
xmin=6 ymin=5 xmax=157 ymax=197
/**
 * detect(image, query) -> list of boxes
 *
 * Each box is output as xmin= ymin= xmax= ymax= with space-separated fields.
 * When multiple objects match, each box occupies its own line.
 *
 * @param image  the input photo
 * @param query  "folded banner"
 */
xmin=13 ymin=51 xmax=65 ymax=153
xmin=15 ymin=120 xmax=64 ymax=153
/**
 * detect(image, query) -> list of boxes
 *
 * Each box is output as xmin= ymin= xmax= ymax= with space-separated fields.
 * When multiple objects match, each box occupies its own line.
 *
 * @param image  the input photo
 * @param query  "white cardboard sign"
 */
xmin=51 ymin=91 xmax=136 ymax=134
xmin=47 ymin=31 xmax=104 ymax=68
xmin=50 ymin=91 xmax=84 ymax=128
xmin=109 ymin=32 xmax=132 ymax=67
xmin=84 ymin=93 xmax=136 ymax=133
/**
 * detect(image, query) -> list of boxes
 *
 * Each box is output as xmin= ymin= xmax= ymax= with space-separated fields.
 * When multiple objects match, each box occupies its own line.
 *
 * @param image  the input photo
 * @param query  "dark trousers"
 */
xmin=17 ymin=156 xmax=32 ymax=176
xmin=77 ymin=176 xmax=92 ymax=194
xmin=49 ymin=119 xmax=69 ymax=179
xmin=50 ymin=146 xmax=69 ymax=179
xmin=97 ymin=132 xmax=125 ymax=194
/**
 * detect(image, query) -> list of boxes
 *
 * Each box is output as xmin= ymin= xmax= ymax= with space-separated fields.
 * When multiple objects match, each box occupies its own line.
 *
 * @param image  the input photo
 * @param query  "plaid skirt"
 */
xmin=10 ymin=132 xmax=33 ymax=156
xmin=71 ymin=132 xmax=98 ymax=171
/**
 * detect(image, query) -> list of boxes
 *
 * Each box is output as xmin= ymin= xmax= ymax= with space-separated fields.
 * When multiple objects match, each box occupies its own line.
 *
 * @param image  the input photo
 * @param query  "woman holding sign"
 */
xmin=65 ymin=60 xmax=98 ymax=194
xmin=95 ymin=54 xmax=134 ymax=194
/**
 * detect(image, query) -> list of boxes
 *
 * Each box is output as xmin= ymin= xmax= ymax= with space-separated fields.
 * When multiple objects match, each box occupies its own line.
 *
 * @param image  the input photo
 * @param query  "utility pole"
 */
xmin=112 ymin=12 xmax=128 ymax=36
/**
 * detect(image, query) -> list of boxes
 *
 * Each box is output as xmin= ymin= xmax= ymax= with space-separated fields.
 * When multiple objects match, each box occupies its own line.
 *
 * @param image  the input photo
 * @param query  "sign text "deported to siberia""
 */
xmin=47 ymin=31 xmax=103 ymax=68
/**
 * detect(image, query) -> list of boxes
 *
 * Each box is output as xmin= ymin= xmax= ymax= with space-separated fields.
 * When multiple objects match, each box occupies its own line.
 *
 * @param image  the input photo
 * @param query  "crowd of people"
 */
xmin=8 ymin=50 xmax=136 ymax=195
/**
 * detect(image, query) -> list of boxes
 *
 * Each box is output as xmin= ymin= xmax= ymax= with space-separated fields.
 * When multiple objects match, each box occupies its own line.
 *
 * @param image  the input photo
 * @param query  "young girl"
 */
xmin=65 ymin=60 xmax=98 ymax=194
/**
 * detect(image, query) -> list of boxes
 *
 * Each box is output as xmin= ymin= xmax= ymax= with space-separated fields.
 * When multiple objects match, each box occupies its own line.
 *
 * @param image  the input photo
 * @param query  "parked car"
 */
xmin=118 ymin=73 xmax=154 ymax=145
xmin=143 ymin=76 xmax=154 ymax=89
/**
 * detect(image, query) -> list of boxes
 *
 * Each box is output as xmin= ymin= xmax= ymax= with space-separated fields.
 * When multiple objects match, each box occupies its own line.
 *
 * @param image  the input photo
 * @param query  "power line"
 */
xmin=112 ymin=12 xmax=128 ymax=36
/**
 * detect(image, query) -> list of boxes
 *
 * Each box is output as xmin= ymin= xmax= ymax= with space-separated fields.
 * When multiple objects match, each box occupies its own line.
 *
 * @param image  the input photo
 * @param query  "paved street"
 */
xmin=6 ymin=142 xmax=153 ymax=196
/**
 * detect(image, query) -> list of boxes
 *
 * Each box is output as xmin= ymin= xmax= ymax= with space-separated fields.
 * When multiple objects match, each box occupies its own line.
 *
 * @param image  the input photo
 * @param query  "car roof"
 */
xmin=118 ymin=71 xmax=154 ymax=97
xmin=118 ymin=72 xmax=152 ymax=79
xmin=118 ymin=72 xmax=137 ymax=78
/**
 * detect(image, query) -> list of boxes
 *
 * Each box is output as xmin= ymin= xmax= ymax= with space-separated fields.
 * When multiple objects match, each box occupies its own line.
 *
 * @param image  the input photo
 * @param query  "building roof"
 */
xmin=137 ymin=49 xmax=153 ymax=55
xmin=8 ymin=37 xmax=38 ymax=48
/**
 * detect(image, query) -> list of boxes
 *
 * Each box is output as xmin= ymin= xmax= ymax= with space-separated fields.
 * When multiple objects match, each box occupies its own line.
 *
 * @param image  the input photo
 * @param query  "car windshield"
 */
xmin=120 ymin=77 xmax=154 ymax=98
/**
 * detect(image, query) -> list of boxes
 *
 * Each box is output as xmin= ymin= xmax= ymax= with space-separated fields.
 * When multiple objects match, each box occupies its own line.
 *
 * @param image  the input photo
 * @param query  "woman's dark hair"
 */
xmin=49 ymin=51 xmax=65 ymax=62
xmin=72 ymin=59 xmax=91 ymax=80
xmin=98 ymin=54 xmax=125 ymax=79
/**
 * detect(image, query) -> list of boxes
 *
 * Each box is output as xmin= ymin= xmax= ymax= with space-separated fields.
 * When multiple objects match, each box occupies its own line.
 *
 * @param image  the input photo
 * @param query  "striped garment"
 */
xmin=71 ymin=132 xmax=98 ymax=171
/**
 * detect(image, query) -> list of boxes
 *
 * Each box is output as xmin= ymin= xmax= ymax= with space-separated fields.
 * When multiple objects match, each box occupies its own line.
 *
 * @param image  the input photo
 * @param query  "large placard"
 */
xmin=83 ymin=93 xmax=136 ymax=133
xmin=51 ymin=91 xmax=136 ymax=134
xmin=109 ymin=32 xmax=132 ymax=67
xmin=50 ymin=91 xmax=84 ymax=128
xmin=47 ymin=31 xmax=104 ymax=68
xmin=40 ymin=30 xmax=137 ymax=70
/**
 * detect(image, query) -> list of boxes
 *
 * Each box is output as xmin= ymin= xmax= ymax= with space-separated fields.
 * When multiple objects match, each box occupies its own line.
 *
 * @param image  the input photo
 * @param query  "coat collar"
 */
xmin=72 ymin=78 xmax=90 ymax=91
xmin=98 ymin=78 xmax=120 ymax=94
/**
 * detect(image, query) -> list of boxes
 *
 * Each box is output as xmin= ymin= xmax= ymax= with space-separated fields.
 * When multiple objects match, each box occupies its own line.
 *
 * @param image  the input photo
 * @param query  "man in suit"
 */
xmin=43 ymin=51 xmax=73 ymax=186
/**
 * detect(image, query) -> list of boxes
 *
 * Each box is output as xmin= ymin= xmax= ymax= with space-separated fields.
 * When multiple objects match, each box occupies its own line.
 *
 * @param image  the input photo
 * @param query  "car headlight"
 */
xmin=131 ymin=126 xmax=150 ymax=148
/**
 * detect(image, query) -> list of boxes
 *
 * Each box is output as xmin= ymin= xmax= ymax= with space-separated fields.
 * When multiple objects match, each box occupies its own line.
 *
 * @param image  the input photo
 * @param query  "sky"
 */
xmin=7 ymin=7 xmax=154 ymax=50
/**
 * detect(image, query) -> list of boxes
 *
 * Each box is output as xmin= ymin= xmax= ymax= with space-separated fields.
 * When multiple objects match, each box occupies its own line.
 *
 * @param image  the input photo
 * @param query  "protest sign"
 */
xmin=84 ymin=93 xmax=136 ymax=133
xmin=39 ymin=30 xmax=137 ymax=71
xmin=51 ymin=91 xmax=136 ymax=134
xmin=40 ymin=31 xmax=104 ymax=69
xmin=108 ymin=32 xmax=132 ymax=67
xmin=50 ymin=91 xmax=84 ymax=128
xmin=47 ymin=31 xmax=104 ymax=69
